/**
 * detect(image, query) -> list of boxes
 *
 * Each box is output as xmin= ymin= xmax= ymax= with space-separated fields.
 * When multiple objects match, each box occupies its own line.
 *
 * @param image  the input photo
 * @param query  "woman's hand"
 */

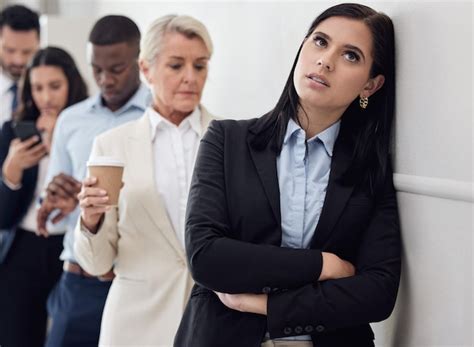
xmin=77 ymin=176 xmax=110 ymax=234
xmin=2 ymin=136 xmax=47 ymax=185
xmin=214 ymin=292 xmax=267 ymax=315
xmin=319 ymin=252 xmax=355 ymax=281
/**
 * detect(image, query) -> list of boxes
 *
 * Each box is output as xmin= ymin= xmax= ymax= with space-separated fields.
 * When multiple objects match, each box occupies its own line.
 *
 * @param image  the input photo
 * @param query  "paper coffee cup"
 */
xmin=87 ymin=156 xmax=125 ymax=206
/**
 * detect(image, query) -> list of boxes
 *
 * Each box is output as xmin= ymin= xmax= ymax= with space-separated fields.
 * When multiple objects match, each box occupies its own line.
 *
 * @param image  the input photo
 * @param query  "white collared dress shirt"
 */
xmin=0 ymin=71 xmax=15 ymax=126
xmin=147 ymin=107 xmax=202 ymax=249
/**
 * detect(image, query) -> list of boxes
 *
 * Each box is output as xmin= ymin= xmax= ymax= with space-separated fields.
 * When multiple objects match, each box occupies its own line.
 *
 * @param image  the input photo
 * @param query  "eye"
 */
xmin=313 ymin=36 xmax=327 ymax=48
xmin=111 ymin=65 xmax=127 ymax=74
xmin=50 ymin=82 xmax=62 ymax=90
xmin=343 ymin=51 xmax=360 ymax=62
xmin=194 ymin=64 xmax=206 ymax=71
xmin=169 ymin=64 xmax=182 ymax=70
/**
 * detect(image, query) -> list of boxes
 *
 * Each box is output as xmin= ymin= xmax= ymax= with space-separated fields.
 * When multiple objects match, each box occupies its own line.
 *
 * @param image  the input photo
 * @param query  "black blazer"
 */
xmin=0 ymin=121 xmax=38 ymax=230
xmin=175 ymin=114 xmax=401 ymax=347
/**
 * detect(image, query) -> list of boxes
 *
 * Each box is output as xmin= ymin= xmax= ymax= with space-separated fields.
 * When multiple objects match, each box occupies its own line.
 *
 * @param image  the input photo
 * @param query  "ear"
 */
xmin=360 ymin=74 xmax=385 ymax=98
xmin=139 ymin=59 xmax=152 ymax=84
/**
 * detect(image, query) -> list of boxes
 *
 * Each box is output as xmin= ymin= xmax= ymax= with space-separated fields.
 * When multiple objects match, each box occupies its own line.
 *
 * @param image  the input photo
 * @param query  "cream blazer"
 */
xmin=74 ymin=106 xmax=215 ymax=346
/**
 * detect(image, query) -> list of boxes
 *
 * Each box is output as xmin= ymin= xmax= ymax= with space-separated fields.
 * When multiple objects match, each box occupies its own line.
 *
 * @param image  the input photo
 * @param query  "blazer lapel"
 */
xmin=125 ymin=115 xmax=186 ymax=260
xmin=247 ymin=115 xmax=281 ymax=225
xmin=311 ymin=133 xmax=355 ymax=248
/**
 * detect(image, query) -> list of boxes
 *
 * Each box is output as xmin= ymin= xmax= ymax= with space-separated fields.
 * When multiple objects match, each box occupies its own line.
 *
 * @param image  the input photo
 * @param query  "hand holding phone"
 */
xmin=2 ymin=135 xmax=48 ymax=186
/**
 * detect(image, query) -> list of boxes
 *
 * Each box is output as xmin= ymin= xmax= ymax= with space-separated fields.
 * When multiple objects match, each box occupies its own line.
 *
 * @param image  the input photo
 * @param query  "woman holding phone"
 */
xmin=175 ymin=3 xmax=400 ymax=347
xmin=0 ymin=46 xmax=87 ymax=347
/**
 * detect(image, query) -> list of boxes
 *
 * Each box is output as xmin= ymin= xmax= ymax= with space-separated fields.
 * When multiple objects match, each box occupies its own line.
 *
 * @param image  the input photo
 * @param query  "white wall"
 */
xmin=47 ymin=1 xmax=472 ymax=346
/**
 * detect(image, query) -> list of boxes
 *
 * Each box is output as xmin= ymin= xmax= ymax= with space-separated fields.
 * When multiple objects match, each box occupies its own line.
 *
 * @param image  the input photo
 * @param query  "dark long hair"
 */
xmin=254 ymin=3 xmax=395 ymax=190
xmin=14 ymin=46 xmax=88 ymax=122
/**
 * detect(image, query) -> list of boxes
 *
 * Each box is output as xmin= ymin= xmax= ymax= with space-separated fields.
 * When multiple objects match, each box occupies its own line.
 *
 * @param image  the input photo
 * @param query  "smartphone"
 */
xmin=12 ymin=121 xmax=42 ymax=143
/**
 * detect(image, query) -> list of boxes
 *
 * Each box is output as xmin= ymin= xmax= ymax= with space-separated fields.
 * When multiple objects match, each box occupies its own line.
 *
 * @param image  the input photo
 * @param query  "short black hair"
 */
xmin=89 ymin=15 xmax=140 ymax=50
xmin=0 ymin=5 xmax=40 ymax=36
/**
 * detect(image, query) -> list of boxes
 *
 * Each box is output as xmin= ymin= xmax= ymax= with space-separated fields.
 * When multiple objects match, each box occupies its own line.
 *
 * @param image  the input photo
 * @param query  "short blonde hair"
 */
xmin=139 ymin=14 xmax=213 ymax=64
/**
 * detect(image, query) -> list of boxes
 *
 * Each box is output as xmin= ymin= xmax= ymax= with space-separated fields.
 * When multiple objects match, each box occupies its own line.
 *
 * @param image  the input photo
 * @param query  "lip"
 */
xmin=103 ymin=91 xmax=119 ymax=98
xmin=306 ymin=73 xmax=330 ymax=88
xmin=176 ymin=91 xmax=198 ymax=97
xmin=40 ymin=107 xmax=58 ymax=113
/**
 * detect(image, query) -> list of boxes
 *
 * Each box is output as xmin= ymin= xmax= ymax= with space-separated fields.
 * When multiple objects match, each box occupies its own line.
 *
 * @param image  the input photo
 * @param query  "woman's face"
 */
xmin=30 ymin=65 xmax=69 ymax=151
xmin=141 ymin=32 xmax=210 ymax=117
xmin=293 ymin=16 xmax=384 ymax=115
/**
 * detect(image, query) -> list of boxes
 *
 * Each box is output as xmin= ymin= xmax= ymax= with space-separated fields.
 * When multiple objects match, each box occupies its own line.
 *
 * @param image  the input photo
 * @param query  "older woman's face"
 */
xmin=144 ymin=32 xmax=209 ymax=116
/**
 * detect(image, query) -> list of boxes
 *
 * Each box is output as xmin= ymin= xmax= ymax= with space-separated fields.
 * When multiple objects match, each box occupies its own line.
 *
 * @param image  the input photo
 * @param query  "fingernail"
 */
xmin=100 ymin=190 xmax=107 ymax=195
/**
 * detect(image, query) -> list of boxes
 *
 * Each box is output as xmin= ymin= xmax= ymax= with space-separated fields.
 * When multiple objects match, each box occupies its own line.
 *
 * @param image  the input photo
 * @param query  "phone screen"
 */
xmin=12 ymin=121 xmax=43 ymax=143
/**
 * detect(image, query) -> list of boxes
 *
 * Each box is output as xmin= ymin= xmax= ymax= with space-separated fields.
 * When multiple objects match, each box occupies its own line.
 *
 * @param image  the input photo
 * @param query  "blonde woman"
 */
xmin=74 ymin=15 xmax=217 ymax=346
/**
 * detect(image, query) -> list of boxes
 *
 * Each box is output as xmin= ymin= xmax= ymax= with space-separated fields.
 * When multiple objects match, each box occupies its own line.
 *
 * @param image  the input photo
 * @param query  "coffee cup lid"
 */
xmin=87 ymin=156 xmax=124 ymax=167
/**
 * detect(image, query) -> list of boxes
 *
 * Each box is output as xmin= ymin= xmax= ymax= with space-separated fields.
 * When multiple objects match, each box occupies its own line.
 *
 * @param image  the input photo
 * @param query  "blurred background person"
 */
xmin=0 ymin=46 xmax=87 ymax=347
xmin=36 ymin=16 xmax=150 ymax=347
xmin=0 ymin=4 xmax=40 ymax=126
xmin=75 ymin=14 xmax=217 ymax=346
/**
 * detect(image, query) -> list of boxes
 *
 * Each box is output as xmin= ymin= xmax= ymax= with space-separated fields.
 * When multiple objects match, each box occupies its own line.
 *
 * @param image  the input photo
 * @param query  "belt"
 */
xmin=63 ymin=261 xmax=115 ymax=281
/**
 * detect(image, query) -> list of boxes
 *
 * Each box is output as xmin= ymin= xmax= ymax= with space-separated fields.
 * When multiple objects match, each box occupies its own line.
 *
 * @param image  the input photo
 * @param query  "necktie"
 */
xmin=9 ymin=83 xmax=18 ymax=112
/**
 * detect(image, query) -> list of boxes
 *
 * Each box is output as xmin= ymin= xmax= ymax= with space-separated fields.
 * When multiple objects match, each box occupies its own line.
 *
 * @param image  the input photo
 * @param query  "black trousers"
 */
xmin=0 ymin=228 xmax=63 ymax=347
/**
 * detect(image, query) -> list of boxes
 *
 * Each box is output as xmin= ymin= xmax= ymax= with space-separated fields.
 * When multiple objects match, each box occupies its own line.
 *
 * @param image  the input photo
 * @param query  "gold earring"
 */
xmin=359 ymin=96 xmax=369 ymax=109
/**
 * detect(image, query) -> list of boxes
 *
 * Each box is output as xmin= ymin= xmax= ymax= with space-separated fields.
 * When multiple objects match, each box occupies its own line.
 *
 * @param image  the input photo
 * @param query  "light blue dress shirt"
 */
xmin=44 ymin=83 xmax=150 ymax=262
xmin=275 ymin=117 xmax=340 ymax=341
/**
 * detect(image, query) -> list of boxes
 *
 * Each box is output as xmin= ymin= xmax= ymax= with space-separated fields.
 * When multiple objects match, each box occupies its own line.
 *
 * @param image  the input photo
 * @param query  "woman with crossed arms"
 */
xmin=175 ymin=3 xmax=400 ymax=347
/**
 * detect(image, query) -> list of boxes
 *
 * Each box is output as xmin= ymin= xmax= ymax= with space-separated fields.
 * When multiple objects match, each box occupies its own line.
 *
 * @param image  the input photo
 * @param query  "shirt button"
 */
xmin=315 ymin=324 xmax=325 ymax=333
xmin=283 ymin=327 xmax=292 ymax=335
xmin=294 ymin=326 xmax=303 ymax=334
xmin=304 ymin=325 xmax=314 ymax=333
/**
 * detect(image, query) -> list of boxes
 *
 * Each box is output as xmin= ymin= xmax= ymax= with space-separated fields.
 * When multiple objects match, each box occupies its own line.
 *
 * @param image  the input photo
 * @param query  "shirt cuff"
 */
xmin=80 ymin=217 xmax=104 ymax=238
xmin=2 ymin=177 xmax=22 ymax=191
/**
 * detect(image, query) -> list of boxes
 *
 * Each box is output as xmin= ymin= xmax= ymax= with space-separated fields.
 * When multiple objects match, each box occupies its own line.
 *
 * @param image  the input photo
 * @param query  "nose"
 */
xmin=42 ymin=89 xmax=52 ymax=104
xmin=12 ymin=52 xmax=27 ymax=67
xmin=98 ymin=71 xmax=114 ymax=87
xmin=317 ymin=55 xmax=334 ymax=72
xmin=182 ymin=65 xmax=197 ymax=84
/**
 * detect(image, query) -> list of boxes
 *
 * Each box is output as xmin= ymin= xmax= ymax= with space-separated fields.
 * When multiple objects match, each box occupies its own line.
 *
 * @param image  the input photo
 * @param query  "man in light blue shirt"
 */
xmin=36 ymin=16 xmax=149 ymax=347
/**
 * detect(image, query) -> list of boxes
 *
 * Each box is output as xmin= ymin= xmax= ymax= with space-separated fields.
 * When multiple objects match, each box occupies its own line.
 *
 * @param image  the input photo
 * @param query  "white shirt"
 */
xmin=19 ymin=157 xmax=60 ymax=233
xmin=148 ymin=107 xmax=202 ymax=249
xmin=0 ymin=70 xmax=15 ymax=126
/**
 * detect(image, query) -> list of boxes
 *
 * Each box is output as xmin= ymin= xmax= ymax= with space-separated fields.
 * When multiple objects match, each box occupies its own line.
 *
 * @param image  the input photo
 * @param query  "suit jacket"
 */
xmin=174 ymin=114 xmax=401 ymax=347
xmin=74 ymin=106 xmax=215 ymax=346
xmin=0 ymin=121 xmax=38 ymax=262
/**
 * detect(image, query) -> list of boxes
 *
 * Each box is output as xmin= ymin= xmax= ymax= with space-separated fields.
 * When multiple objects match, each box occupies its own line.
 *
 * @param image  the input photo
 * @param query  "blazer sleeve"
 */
xmin=73 ymin=136 xmax=119 ymax=276
xmin=266 ymin=164 xmax=401 ymax=337
xmin=0 ymin=121 xmax=36 ymax=229
xmin=186 ymin=120 xmax=323 ymax=294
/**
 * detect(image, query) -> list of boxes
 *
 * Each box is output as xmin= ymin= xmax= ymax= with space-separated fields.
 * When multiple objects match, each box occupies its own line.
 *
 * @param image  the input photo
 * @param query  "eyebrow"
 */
xmin=313 ymin=31 xmax=366 ymax=61
xmin=169 ymin=56 xmax=209 ymax=61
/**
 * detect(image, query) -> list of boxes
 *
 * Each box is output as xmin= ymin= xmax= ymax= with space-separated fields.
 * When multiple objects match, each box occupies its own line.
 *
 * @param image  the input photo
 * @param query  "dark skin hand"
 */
xmin=36 ymin=173 xmax=81 ymax=237
xmin=46 ymin=173 xmax=82 ymax=200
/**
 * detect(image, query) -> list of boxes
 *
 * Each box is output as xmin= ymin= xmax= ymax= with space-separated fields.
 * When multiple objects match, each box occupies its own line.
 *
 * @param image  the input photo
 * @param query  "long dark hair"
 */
xmin=254 ymin=3 xmax=395 ymax=190
xmin=14 ymin=46 xmax=88 ymax=122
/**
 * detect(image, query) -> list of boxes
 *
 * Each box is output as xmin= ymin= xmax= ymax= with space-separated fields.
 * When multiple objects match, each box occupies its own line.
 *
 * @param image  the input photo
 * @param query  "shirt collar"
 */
xmin=283 ymin=117 xmax=341 ymax=157
xmin=87 ymin=83 xmax=150 ymax=113
xmin=315 ymin=120 xmax=340 ymax=157
xmin=0 ymin=71 xmax=15 ymax=95
xmin=148 ymin=106 xmax=202 ymax=141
